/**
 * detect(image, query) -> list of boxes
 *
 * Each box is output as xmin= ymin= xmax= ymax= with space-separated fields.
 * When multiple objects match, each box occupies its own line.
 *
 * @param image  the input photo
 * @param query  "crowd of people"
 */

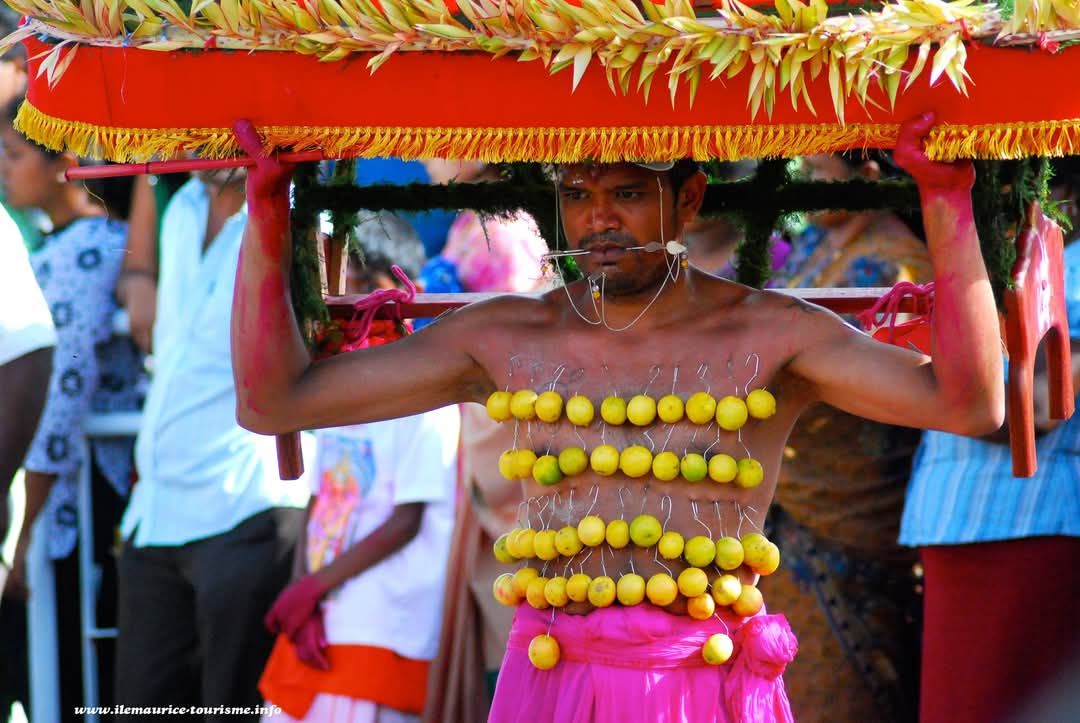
xmin=1 ymin=34 xmax=1078 ymax=723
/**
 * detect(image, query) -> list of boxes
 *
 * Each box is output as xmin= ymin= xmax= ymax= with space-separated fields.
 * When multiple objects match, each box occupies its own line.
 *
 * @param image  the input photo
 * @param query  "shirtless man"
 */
xmin=231 ymin=114 xmax=1003 ymax=723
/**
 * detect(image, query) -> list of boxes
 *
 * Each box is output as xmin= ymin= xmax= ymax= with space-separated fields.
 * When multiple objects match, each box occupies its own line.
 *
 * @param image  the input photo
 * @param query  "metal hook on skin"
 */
xmin=644 ymin=364 xmax=662 ymax=396
xmin=713 ymin=500 xmax=725 ymax=538
xmin=550 ymin=364 xmax=567 ymax=392
xmin=691 ymin=499 xmax=713 ymax=539
xmin=618 ymin=487 xmax=630 ymax=520
xmin=585 ymin=485 xmax=601 ymax=517
xmin=744 ymin=352 xmax=761 ymax=397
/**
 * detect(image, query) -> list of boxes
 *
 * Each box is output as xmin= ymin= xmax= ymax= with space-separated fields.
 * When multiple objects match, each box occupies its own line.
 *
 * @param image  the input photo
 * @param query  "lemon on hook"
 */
xmin=746 ymin=388 xmax=777 ymax=419
xmin=510 ymin=389 xmax=539 ymax=421
xmin=534 ymin=390 xmax=564 ymax=423
xmin=486 ymin=391 xmax=513 ymax=421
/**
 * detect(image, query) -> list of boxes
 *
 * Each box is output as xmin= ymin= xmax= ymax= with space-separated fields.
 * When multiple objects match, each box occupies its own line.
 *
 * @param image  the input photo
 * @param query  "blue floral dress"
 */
xmin=24 ymin=216 xmax=144 ymax=560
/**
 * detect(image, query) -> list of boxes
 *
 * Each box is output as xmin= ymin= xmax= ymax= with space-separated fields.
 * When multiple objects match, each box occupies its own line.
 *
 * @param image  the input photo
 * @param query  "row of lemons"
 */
xmin=494 ymin=517 xmax=780 ymax=575
xmin=497 ymin=518 xmax=780 ymax=669
xmin=499 ymin=444 xmax=765 ymax=488
xmin=486 ymin=388 xmax=777 ymax=430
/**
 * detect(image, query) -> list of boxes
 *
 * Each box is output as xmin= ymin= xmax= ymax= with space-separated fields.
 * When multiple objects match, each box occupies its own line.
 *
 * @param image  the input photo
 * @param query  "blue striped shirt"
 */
xmin=900 ymin=240 xmax=1080 ymax=546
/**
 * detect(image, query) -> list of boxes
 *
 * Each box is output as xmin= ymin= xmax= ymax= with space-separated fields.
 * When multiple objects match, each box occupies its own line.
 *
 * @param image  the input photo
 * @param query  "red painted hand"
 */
xmin=233 ymin=118 xmax=296 ymax=201
xmin=292 ymin=612 xmax=331 ymax=671
xmin=264 ymin=574 xmax=328 ymax=639
xmin=894 ymin=112 xmax=975 ymax=192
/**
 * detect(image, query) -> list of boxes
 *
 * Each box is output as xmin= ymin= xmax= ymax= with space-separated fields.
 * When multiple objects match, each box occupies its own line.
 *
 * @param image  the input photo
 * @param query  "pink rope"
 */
xmin=855 ymin=281 xmax=935 ymax=345
xmin=343 ymin=265 xmax=417 ymax=348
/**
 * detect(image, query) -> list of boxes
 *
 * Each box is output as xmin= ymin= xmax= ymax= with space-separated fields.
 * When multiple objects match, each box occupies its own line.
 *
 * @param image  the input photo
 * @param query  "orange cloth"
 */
xmin=259 ymin=635 xmax=430 ymax=719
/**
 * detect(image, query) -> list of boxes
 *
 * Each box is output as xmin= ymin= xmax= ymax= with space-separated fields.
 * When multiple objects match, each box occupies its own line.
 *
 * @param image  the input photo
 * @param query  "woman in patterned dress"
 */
xmin=1 ymin=101 xmax=141 ymax=717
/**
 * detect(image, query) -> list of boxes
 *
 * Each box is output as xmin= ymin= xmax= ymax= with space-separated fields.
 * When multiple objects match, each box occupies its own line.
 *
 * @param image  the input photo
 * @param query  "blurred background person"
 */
xmin=0 ymin=99 xmax=139 ymax=720
xmin=734 ymin=152 xmax=932 ymax=723
xmin=115 ymin=161 xmax=309 ymax=720
xmin=422 ymin=163 xmax=549 ymax=722
xmin=900 ymin=160 xmax=1080 ymax=723
xmin=0 ymin=212 xmax=54 ymax=723
xmin=259 ymin=212 xmax=460 ymax=723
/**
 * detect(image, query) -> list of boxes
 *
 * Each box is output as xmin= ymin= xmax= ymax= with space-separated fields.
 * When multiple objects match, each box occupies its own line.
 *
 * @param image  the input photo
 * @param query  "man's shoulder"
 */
xmin=444 ymin=289 xmax=561 ymax=328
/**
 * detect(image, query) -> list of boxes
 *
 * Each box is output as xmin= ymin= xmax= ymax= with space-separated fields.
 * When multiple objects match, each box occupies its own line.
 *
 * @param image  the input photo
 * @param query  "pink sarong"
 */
xmin=489 ymin=604 xmax=798 ymax=723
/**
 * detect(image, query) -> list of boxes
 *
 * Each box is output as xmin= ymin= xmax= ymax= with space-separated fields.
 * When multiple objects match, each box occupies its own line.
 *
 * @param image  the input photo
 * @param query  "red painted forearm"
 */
xmin=230 ymin=140 xmax=310 ymax=433
xmin=231 ymin=193 xmax=308 ymax=429
xmin=922 ymin=187 xmax=1005 ymax=433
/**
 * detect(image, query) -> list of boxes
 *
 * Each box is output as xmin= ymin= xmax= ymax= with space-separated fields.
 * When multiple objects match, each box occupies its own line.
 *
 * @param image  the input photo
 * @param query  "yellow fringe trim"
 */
xmin=17 ymin=102 xmax=1080 ymax=164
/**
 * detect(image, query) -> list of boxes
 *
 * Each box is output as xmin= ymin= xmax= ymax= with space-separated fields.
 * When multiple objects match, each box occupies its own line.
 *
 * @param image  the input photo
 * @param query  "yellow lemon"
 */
xmin=685 ymin=392 xmax=717 ymax=424
xmin=657 ymin=394 xmax=685 ymax=423
xmin=565 ymin=395 xmax=595 ymax=426
xmin=492 ymin=573 xmax=521 ymax=606
xmin=510 ymin=389 xmax=539 ymax=420
xmin=652 ymin=451 xmax=681 ymax=481
xmin=732 ymin=584 xmax=764 ymax=617
xmin=680 ymin=453 xmax=708 ymax=482
xmin=707 ymin=453 xmax=738 ymax=483
xmin=629 ymin=514 xmax=662 ymax=547
xmin=600 ymin=396 xmax=628 ymax=425
xmin=589 ymin=445 xmax=620 ymax=475
xmin=555 ymin=526 xmax=584 ymax=557
xmin=498 ymin=449 xmax=517 ymax=480
xmin=605 ymin=519 xmax=630 ymax=549
xmin=512 ymin=449 xmax=538 ymax=479
xmin=485 ymin=391 xmax=512 ymax=421
xmin=619 ymin=445 xmax=654 ymax=478
xmin=513 ymin=528 xmax=537 ymax=559
xmin=711 ymin=574 xmax=743 ymax=606
xmin=677 ymin=567 xmax=709 ymax=598
xmin=528 ymin=634 xmax=560 ymax=670
xmin=753 ymin=541 xmax=781 ymax=576
xmin=505 ymin=528 xmax=526 ymax=558
xmin=558 ymin=447 xmax=588 ymax=476
xmin=532 ymin=454 xmax=564 ymax=486
xmin=511 ymin=567 xmax=540 ymax=598
xmin=657 ymin=531 xmax=685 ymax=560
xmin=741 ymin=533 xmax=771 ymax=569
xmin=702 ymin=633 xmax=734 ymax=665
xmin=534 ymin=390 xmax=563 ymax=423
xmin=735 ymin=458 xmax=764 ymax=488
xmin=646 ymin=573 xmax=679 ymax=606
xmin=715 ymin=395 xmax=748 ymax=431
xmin=532 ymin=529 xmax=559 ymax=561
xmin=746 ymin=388 xmax=777 ymax=419
xmin=577 ymin=515 xmax=606 ymax=547
xmin=493 ymin=533 xmax=518 ymax=564
xmin=683 ymin=535 xmax=717 ymax=568
xmin=544 ymin=576 xmax=570 ymax=607
xmin=616 ymin=573 xmax=646 ymax=606
xmin=566 ymin=573 xmax=592 ymax=603
xmin=687 ymin=592 xmax=716 ymax=621
xmin=526 ymin=576 xmax=551 ymax=609
xmin=626 ymin=395 xmax=657 ymax=426
xmin=714 ymin=537 xmax=745 ymax=571
xmin=587 ymin=575 xmax=617 ymax=607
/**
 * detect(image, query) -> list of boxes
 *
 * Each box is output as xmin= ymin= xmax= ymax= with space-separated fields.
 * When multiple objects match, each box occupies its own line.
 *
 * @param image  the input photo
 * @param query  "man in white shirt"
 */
xmin=0 ymin=214 xmax=54 ymax=556
xmin=115 ymin=169 xmax=310 ymax=719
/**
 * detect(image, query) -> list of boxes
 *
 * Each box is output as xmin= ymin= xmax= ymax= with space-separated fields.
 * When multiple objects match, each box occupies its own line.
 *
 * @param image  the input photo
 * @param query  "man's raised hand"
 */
xmin=233 ymin=119 xmax=296 ymax=200
xmin=894 ymin=112 xmax=975 ymax=192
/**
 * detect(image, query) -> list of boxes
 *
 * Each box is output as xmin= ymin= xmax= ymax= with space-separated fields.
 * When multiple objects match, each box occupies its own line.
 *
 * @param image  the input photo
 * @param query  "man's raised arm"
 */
xmin=230 ymin=121 xmax=490 ymax=434
xmin=789 ymin=113 xmax=1005 ymax=436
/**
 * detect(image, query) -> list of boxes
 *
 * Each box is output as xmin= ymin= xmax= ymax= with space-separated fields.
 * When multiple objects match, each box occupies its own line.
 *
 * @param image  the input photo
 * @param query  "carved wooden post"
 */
xmin=1002 ymin=202 xmax=1075 ymax=476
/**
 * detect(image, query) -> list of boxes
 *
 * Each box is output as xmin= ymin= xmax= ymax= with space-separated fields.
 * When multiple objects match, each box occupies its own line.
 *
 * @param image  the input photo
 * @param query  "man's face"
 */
xmin=557 ymin=163 xmax=692 ymax=295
